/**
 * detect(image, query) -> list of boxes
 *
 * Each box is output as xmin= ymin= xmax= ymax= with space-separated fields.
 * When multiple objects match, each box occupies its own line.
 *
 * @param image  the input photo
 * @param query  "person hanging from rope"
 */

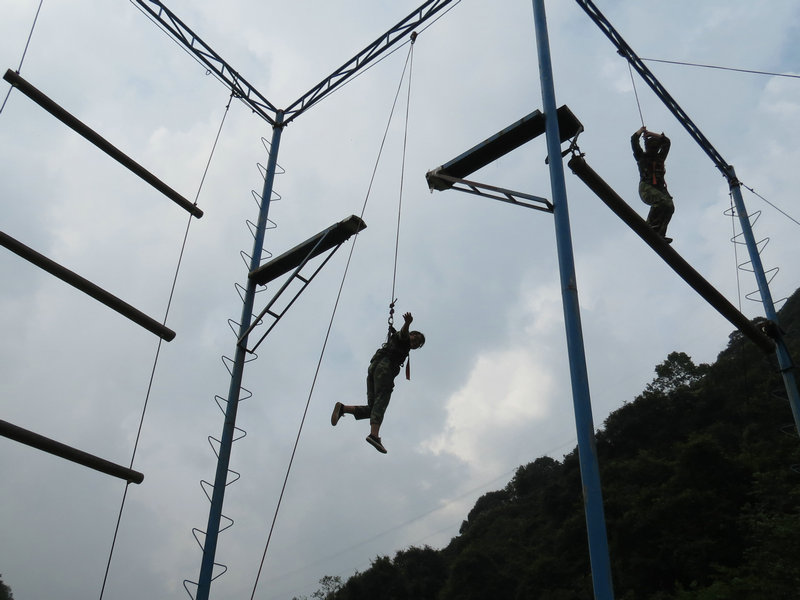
xmin=631 ymin=126 xmax=675 ymax=243
xmin=330 ymin=311 xmax=425 ymax=454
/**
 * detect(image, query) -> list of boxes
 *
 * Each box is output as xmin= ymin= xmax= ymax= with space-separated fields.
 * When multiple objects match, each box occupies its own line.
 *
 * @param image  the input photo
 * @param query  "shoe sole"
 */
xmin=366 ymin=436 xmax=387 ymax=454
xmin=331 ymin=402 xmax=343 ymax=426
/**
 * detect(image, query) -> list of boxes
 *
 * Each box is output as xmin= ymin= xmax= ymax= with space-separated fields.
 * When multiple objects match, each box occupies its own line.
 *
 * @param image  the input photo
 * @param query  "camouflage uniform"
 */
xmin=632 ymin=131 xmax=674 ymax=237
xmin=352 ymin=327 xmax=411 ymax=426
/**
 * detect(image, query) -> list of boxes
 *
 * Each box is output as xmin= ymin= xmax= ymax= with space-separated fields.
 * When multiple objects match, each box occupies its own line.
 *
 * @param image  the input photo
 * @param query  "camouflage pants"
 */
xmin=352 ymin=358 xmax=397 ymax=426
xmin=639 ymin=181 xmax=674 ymax=237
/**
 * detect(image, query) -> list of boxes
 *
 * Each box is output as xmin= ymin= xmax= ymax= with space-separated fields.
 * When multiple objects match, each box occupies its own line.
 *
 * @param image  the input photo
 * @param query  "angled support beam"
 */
xmin=3 ymin=69 xmax=202 ymax=218
xmin=575 ymin=0 xmax=800 ymax=433
xmin=283 ymin=0 xmax=457 ymax=124
xmin=241 ymin=215 xmax=366 ymax=353
xmin=249 ymin=215 xmax=366 ymax=285
xmin=0 ymin=230 xmax=175 ymax=341
xmin=134 ymin=1 xmax=456 ymax=127
xmin=574 ymin=0 xmax=730 ymax=177
xmin=568 ymin=154 xmax=774 ymax=354
xmin=426 ymin=105 xmax=582 ymax=191
xmin=426 ymin=173 xmax=553 ymax=213
xmin=132 ymin=1 xmax=279 ymax=126
xmin=0 ymin=419 xmax=144 ymax=484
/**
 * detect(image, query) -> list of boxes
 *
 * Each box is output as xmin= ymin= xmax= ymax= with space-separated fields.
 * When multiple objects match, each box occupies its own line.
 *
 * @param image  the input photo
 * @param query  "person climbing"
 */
xmin=631 ymin=126 xmax=675 ymax=243
xmin=330 ymin=311 xmax=425 ymax=454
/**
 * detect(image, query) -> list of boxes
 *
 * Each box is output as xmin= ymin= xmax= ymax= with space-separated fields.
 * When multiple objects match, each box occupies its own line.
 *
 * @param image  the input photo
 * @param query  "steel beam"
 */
xmin=132 ymin=1 xmax=279 ymax=126
xmin=533 ymin=2 xmax=615 ymax=598
xmin=283 ymin=0 xmax=456 ymax=124
xmin=574 ymin=0 xmax=729 ymax=176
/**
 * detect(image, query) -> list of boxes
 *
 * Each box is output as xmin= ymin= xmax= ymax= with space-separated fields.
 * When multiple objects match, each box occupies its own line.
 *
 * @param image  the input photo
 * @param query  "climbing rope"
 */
xmin=0 ymin=0 xmax=44 ymax=115
xmin=626 ymin=60 xmax=645 ymax=128
xmin=388 ymin=31 xmax=416 ymax=332
xmin=99 ymin=90 xmax=235 ymax=600
xmin=248 ymin=36 xmax=418 ymax=600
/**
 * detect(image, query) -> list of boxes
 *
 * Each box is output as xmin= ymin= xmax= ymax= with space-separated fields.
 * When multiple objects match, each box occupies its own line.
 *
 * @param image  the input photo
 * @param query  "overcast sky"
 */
xmin=1 ymin=1 xmax=799 ymax=599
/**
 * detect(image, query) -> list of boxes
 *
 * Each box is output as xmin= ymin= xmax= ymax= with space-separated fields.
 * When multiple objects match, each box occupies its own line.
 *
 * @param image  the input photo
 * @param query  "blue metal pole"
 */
xmin=196 ymin=111 xmax=285 ymax=600
xmin=531 ymin=2 xmax=615 ymax=598
xmin=728 ymin=168 xmax=800 ymax=433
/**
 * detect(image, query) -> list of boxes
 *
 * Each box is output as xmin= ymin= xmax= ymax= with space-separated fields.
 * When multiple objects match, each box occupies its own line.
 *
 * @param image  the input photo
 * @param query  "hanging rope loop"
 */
xmin=249 ymin=41 xmax=419 ymax=600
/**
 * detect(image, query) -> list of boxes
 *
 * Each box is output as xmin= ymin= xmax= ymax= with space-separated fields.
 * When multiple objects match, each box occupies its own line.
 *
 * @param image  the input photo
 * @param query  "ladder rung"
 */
xmin=0 ymin=229 xmax=175 ymax=341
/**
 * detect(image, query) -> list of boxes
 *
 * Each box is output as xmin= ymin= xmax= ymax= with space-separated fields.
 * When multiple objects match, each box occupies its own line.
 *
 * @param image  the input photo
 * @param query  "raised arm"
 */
xmin=399 ymin=312 xmax=413 ymax=339
xmin=631 ymin=126 xmax=646 ymax=158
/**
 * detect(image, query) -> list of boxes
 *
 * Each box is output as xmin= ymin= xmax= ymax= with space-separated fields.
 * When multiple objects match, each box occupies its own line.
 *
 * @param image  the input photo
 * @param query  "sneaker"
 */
xmin=331 ymin=402 xmax=344 ymax=426
xmin=366 ymin=434 xmax=387 ymax=454
xmin=663 ymin=236 xmax=673 ymax=244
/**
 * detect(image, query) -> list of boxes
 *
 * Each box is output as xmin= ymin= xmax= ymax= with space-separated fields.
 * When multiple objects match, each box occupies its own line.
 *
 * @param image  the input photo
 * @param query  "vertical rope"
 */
xmin=387 ymin=34 xmax=416 ymax=337
xmin=248 ymin=38 xmax=418 ymax=600
xmin=99 ymin=91 xmax=235 ymax=600
xmin=627 ymin=61 xmax=645 ymax=128
xmin=390 ymin=34 xmax=416 ymax=318
xmin=0 ymin=0 xmax=45 ymax=115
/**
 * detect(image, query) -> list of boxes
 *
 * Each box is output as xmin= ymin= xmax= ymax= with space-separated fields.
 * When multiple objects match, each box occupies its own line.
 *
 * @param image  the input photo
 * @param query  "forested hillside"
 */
xmin=305 ymin=288 xmax=800 ymax=600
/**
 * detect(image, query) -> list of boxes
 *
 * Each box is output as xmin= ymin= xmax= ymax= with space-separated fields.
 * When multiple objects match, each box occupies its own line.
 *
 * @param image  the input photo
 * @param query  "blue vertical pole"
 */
xmin=728 ymin=168 xmax=800 ymax=433
xmin=196 ymin=111 xmax=285 ymax=600
xmin=531 ymin=2 xmax=615 ymax=598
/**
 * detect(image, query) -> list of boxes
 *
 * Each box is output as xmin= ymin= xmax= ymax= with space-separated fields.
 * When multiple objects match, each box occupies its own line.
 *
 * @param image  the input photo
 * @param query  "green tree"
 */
xmin=292 ymin=575 xmax=342 ymax=600
xmin=0 ymin=575 xmax=13 ymax=600
xmin=322 ymin=287 xmax=800 ymax=600
xmin=645 ymin=351 xmax=708 ymax=394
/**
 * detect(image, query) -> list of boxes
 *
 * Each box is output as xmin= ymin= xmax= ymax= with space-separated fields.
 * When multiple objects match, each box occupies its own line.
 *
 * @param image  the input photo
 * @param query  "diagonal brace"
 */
xmin=239 ymin=215 xmax=366 ymax=353
xmin=283 ymin=0 xmax=456 ymax=124
xmin=132 ymin=0 xmax=280 ymax=125
xmin=427 ymin=173 xmax=553 ymax=213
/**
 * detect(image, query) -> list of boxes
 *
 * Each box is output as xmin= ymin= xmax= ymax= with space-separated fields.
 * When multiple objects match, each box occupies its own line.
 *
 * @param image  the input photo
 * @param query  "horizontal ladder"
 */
xmin=0 ymin=230 xmax=175 ymax=341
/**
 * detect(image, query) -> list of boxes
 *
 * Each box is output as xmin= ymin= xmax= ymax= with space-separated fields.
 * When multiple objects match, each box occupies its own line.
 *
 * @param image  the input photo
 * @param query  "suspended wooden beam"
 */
xmin=567 ymin=154 xmax=774 ymax=354
xmin=0 ymin=419 xmax=144 ymax=484
xmin=3 ymin=69 xmax=203 ymax=218
xmin=0 ymin=230 xmax=175 ymax=341
xmin=426 ymin=105 xmax=583 ymax=191
xmin=249 ymin=215 xmax=367 ymax=285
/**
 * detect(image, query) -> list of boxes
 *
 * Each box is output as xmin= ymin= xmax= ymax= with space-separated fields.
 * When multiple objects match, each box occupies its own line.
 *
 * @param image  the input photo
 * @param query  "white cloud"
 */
xmin=423 ymin=345 xmax=555 ymax=474
xmin=1 ymin=2 xmax=799 ymax=599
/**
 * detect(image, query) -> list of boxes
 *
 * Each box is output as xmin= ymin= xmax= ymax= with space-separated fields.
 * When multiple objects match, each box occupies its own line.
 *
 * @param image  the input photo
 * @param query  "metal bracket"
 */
xmin=426 ymin=172 xmax=553 ymax=213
